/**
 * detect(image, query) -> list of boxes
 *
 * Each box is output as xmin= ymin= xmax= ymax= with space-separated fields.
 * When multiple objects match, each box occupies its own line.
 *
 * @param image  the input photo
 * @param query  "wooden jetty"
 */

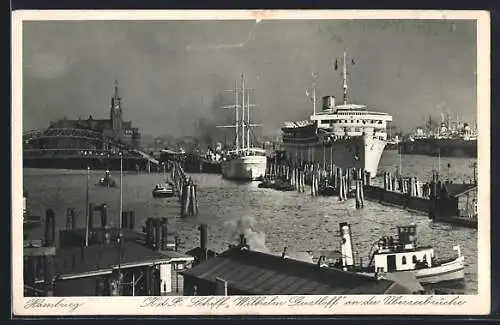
xmin=261 ymin=152 xmax=476 ymax=228
xmin=363 ymin=171 xmax=477 ymax=228
xmin=169 ymin=162 xmax=199 ymax=218
xmin=159 ymin=149 xmax=222 ymax=174
xmin=262 ymin=156 xmax=366 ymax=207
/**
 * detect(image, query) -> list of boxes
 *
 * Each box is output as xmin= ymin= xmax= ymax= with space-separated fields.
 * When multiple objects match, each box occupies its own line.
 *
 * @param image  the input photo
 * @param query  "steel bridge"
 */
xmin=23 ymin=128 xmax=159 ymax=167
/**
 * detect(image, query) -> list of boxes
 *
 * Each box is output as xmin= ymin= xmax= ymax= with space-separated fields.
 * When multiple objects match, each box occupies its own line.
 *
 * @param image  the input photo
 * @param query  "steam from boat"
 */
xmin=225 ymin=215 xmax=269 ymax=253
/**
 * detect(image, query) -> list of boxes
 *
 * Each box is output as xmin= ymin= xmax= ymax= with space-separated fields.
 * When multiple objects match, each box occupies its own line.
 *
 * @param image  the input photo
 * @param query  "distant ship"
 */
xmin=218 ymin=75 xmax=267 ymax=181
xmin=280 ymin=52 xmax=393 ymax=177
xmin=399 ymin=115 xmax=477 ymax=158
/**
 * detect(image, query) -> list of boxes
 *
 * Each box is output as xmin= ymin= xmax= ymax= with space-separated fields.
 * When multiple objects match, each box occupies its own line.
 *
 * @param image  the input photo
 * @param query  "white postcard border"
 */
xmin=12 ymin=9 xmax=491 ymax=316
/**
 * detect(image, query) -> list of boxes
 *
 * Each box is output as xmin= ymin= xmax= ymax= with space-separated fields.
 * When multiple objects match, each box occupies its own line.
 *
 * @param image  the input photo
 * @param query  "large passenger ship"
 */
xmin=281 ymin=52 xmax=393 ymax=177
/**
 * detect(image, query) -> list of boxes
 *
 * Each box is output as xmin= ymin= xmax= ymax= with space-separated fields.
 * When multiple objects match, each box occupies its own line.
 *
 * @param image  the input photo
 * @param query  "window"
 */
xmin=412 ymin=255 xmax=417 ymax=263
xmin=402 ymin=256 xmax=407 ymax=265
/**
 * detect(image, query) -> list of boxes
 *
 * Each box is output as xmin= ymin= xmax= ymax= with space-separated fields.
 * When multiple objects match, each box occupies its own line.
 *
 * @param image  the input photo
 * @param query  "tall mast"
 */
xmin=247 ymin=89 xmax=251 ymax=150
xmin=342 ymin=51 xmax=348 ymax=105
xmin=119 ymin=153 xmax=123 ymax=228
xmin=217 ymin=76 xmax=260 ymax=150
xmin=241 ymin=74 xmax=246 ymax=152
xmin=235 ymin=79 xmax=239 ymax=151
xmin=312 ymin=81 xmax=317 ymax=115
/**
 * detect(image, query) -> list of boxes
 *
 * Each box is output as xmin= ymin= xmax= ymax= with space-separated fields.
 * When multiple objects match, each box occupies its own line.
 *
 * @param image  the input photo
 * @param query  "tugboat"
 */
xmin=330 ymin=223 xmax=465 ymax=284
xmin=97 ymin=170 xmax=117 ymax=187
xmin=152 ymin=183 xmax=175 ymax=198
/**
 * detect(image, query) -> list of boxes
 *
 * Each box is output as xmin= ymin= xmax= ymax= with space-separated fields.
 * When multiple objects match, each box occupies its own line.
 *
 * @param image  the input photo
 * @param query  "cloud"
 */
xmin=25 ymin=53 xmax=71 ymax=79
xmin=22 ymin=20 xmax=477 ymax=137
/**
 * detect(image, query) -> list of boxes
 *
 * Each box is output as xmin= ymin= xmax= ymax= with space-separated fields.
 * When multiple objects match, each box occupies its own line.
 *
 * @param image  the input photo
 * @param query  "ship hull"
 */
xmin=281 ymin=135 xmax=386 ymax=177
xmin=221 ymin=155 xmax=267 ymax=181
xmin=358 ymin=255 xmax=464 ymax=285
xmin=23 ymin=155 xmax=156 ymax=172
xmin=414 ymin=255 xmax=465 ymax=284
xmin=399 ymin=138 xmax=477 ymax=158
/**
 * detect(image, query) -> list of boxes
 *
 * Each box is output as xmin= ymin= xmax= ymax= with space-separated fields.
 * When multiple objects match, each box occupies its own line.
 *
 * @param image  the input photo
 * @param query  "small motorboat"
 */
xmin=152 ymin=183 xmax=175 ymax=198
xmin=97 ymin=170 xmax=117 ymax=187
xmin=318 ymin=184 xmax=337 ymax=196
xmin=258 ymin=178 xmax=276 ymax=189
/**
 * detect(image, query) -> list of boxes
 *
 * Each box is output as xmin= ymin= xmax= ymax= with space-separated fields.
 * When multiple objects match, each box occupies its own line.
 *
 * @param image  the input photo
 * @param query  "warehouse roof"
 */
xmin=182 ymin=246 xmax=412 ymax=295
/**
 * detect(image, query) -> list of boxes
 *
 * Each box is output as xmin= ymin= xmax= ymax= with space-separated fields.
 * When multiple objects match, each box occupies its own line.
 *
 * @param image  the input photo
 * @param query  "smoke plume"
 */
xmin=225 ymin=215 xmax=269 ymax=253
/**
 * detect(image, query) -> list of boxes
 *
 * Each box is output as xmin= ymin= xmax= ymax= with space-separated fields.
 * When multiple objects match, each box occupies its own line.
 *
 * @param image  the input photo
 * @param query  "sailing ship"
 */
xmin=280 ymin=52 xmax=393 ymax=177
xmin=331 ymin=223 xmax=465 ymax=284
xmin=217 ymin=75 xmax=267 ymax=181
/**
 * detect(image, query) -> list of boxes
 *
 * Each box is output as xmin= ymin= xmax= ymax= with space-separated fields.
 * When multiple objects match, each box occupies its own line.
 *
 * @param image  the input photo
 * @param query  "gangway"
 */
xmin=131 ymin=149 xmax=160 ymax=165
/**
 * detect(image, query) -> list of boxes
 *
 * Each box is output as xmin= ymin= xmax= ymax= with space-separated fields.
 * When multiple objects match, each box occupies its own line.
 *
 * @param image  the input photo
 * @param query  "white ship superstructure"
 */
xmin=281 ymin=52 xmax=393 ymax=177
xmin=218 ymin=75 xmax=267 ymax=181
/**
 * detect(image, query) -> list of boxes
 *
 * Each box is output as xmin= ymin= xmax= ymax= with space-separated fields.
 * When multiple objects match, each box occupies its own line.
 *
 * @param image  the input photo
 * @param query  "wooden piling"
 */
xmin=193 ymin=184 xmax=199 ymax=216
xmin=359 ymin=179 xmax=365 ymax=206
xmin=88 ymin=203 xmax=94 ymax=230
xmin=355 ymin=180 xmax=361 ymax=208
xmin=161 ymin=218 xmax=168 ymax=250
xmin=66 ymin=208 xmax=76 ymax=230
xmin=129 ymin=211 xmax=135 ymax=230
xmin=45 ymin=209 xmax=55 ymax=247
xmin=338 ymin=169 xmax=344 ymax=201
xmin=121 ymin=211 xmax=129 ymax=229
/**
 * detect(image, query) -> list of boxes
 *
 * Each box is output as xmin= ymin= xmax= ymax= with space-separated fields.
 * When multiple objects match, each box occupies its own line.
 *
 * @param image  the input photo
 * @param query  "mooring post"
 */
xmin=161 ymin=218 xmax=168 ymax=251
xmin=129 ymin=210 xmax=135 ymax=230
xmin=199 ymin=224 xmax=208 ymax=263
xmin=45 ymin=209 xmax=55 ymax=247
xmin=311 ymin=171 xmax=315 ymax=197
xmin=121 ymin=211 xmax=129 ymax=229
xmin=360 ymin=179 xmax=365 ymax=207
xmin=355 ymin=179 xmax=361 ymax=208
xmin=66 ymin=208 xmax=75 ymax=230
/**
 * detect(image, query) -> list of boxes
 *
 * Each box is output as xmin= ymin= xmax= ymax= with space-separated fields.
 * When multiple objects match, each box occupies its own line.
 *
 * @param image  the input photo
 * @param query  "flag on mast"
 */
xmin=334 ymin=59 xmax=338 ymax=70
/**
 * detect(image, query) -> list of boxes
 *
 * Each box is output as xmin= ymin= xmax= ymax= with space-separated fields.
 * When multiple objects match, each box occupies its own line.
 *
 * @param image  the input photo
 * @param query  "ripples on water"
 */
xmin=22 ymin=151 xmax=478 ymax=293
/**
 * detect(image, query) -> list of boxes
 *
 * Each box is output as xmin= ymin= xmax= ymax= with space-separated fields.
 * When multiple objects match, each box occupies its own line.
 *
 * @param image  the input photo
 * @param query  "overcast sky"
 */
xmin=22 ymin=19 xmax=477 ymax=137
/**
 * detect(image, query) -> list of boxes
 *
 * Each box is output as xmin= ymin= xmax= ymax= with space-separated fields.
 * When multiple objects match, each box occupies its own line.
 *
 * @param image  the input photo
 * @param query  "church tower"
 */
xmin=110 ymin=79 xmax=123 ymax=140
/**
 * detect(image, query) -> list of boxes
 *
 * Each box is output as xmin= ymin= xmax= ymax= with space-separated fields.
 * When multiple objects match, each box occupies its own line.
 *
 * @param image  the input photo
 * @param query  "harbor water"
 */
xmin=23 ymin=151 xmax=478 ymax=294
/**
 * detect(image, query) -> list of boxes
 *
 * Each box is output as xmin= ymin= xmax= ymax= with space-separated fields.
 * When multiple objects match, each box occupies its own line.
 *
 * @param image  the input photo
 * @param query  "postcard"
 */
xmin=12 ymin=9 xmax=490 ymax=316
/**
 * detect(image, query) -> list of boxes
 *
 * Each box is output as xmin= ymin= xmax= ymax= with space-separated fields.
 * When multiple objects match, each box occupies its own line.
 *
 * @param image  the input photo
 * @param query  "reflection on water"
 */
xmin=22 ymin=151 xmax=478 ymax=293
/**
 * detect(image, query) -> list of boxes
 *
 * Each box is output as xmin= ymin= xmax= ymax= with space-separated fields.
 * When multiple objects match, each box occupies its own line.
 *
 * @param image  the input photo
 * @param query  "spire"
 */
xmin=111 ymin=79 xmax=122 ymax=115
xmin=113 ymin=79 xmax=121 ymax=105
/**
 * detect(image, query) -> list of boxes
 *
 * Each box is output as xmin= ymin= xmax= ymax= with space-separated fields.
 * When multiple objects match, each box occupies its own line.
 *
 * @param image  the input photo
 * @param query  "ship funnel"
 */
xmin=322 ymin=96 xmax=336 ymax=110
xmin=339 ymin=222 xmax=354 ymax=269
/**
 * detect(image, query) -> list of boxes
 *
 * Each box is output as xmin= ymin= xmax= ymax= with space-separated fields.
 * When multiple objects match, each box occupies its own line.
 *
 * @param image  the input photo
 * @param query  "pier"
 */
xmin=363 ymin=171 xmax=477 ymax=228
xmin=169 ymin=162 xmax=199 ymax=218
xmin=260 ymin=156 xmax=476 ymax=228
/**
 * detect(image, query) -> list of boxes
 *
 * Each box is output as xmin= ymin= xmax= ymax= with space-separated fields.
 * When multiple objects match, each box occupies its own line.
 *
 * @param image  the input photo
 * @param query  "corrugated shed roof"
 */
xmin=54 ymin=241 xmax=174 ymax=278
xmin=182 ymin=246 xmax=401 ymax=295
